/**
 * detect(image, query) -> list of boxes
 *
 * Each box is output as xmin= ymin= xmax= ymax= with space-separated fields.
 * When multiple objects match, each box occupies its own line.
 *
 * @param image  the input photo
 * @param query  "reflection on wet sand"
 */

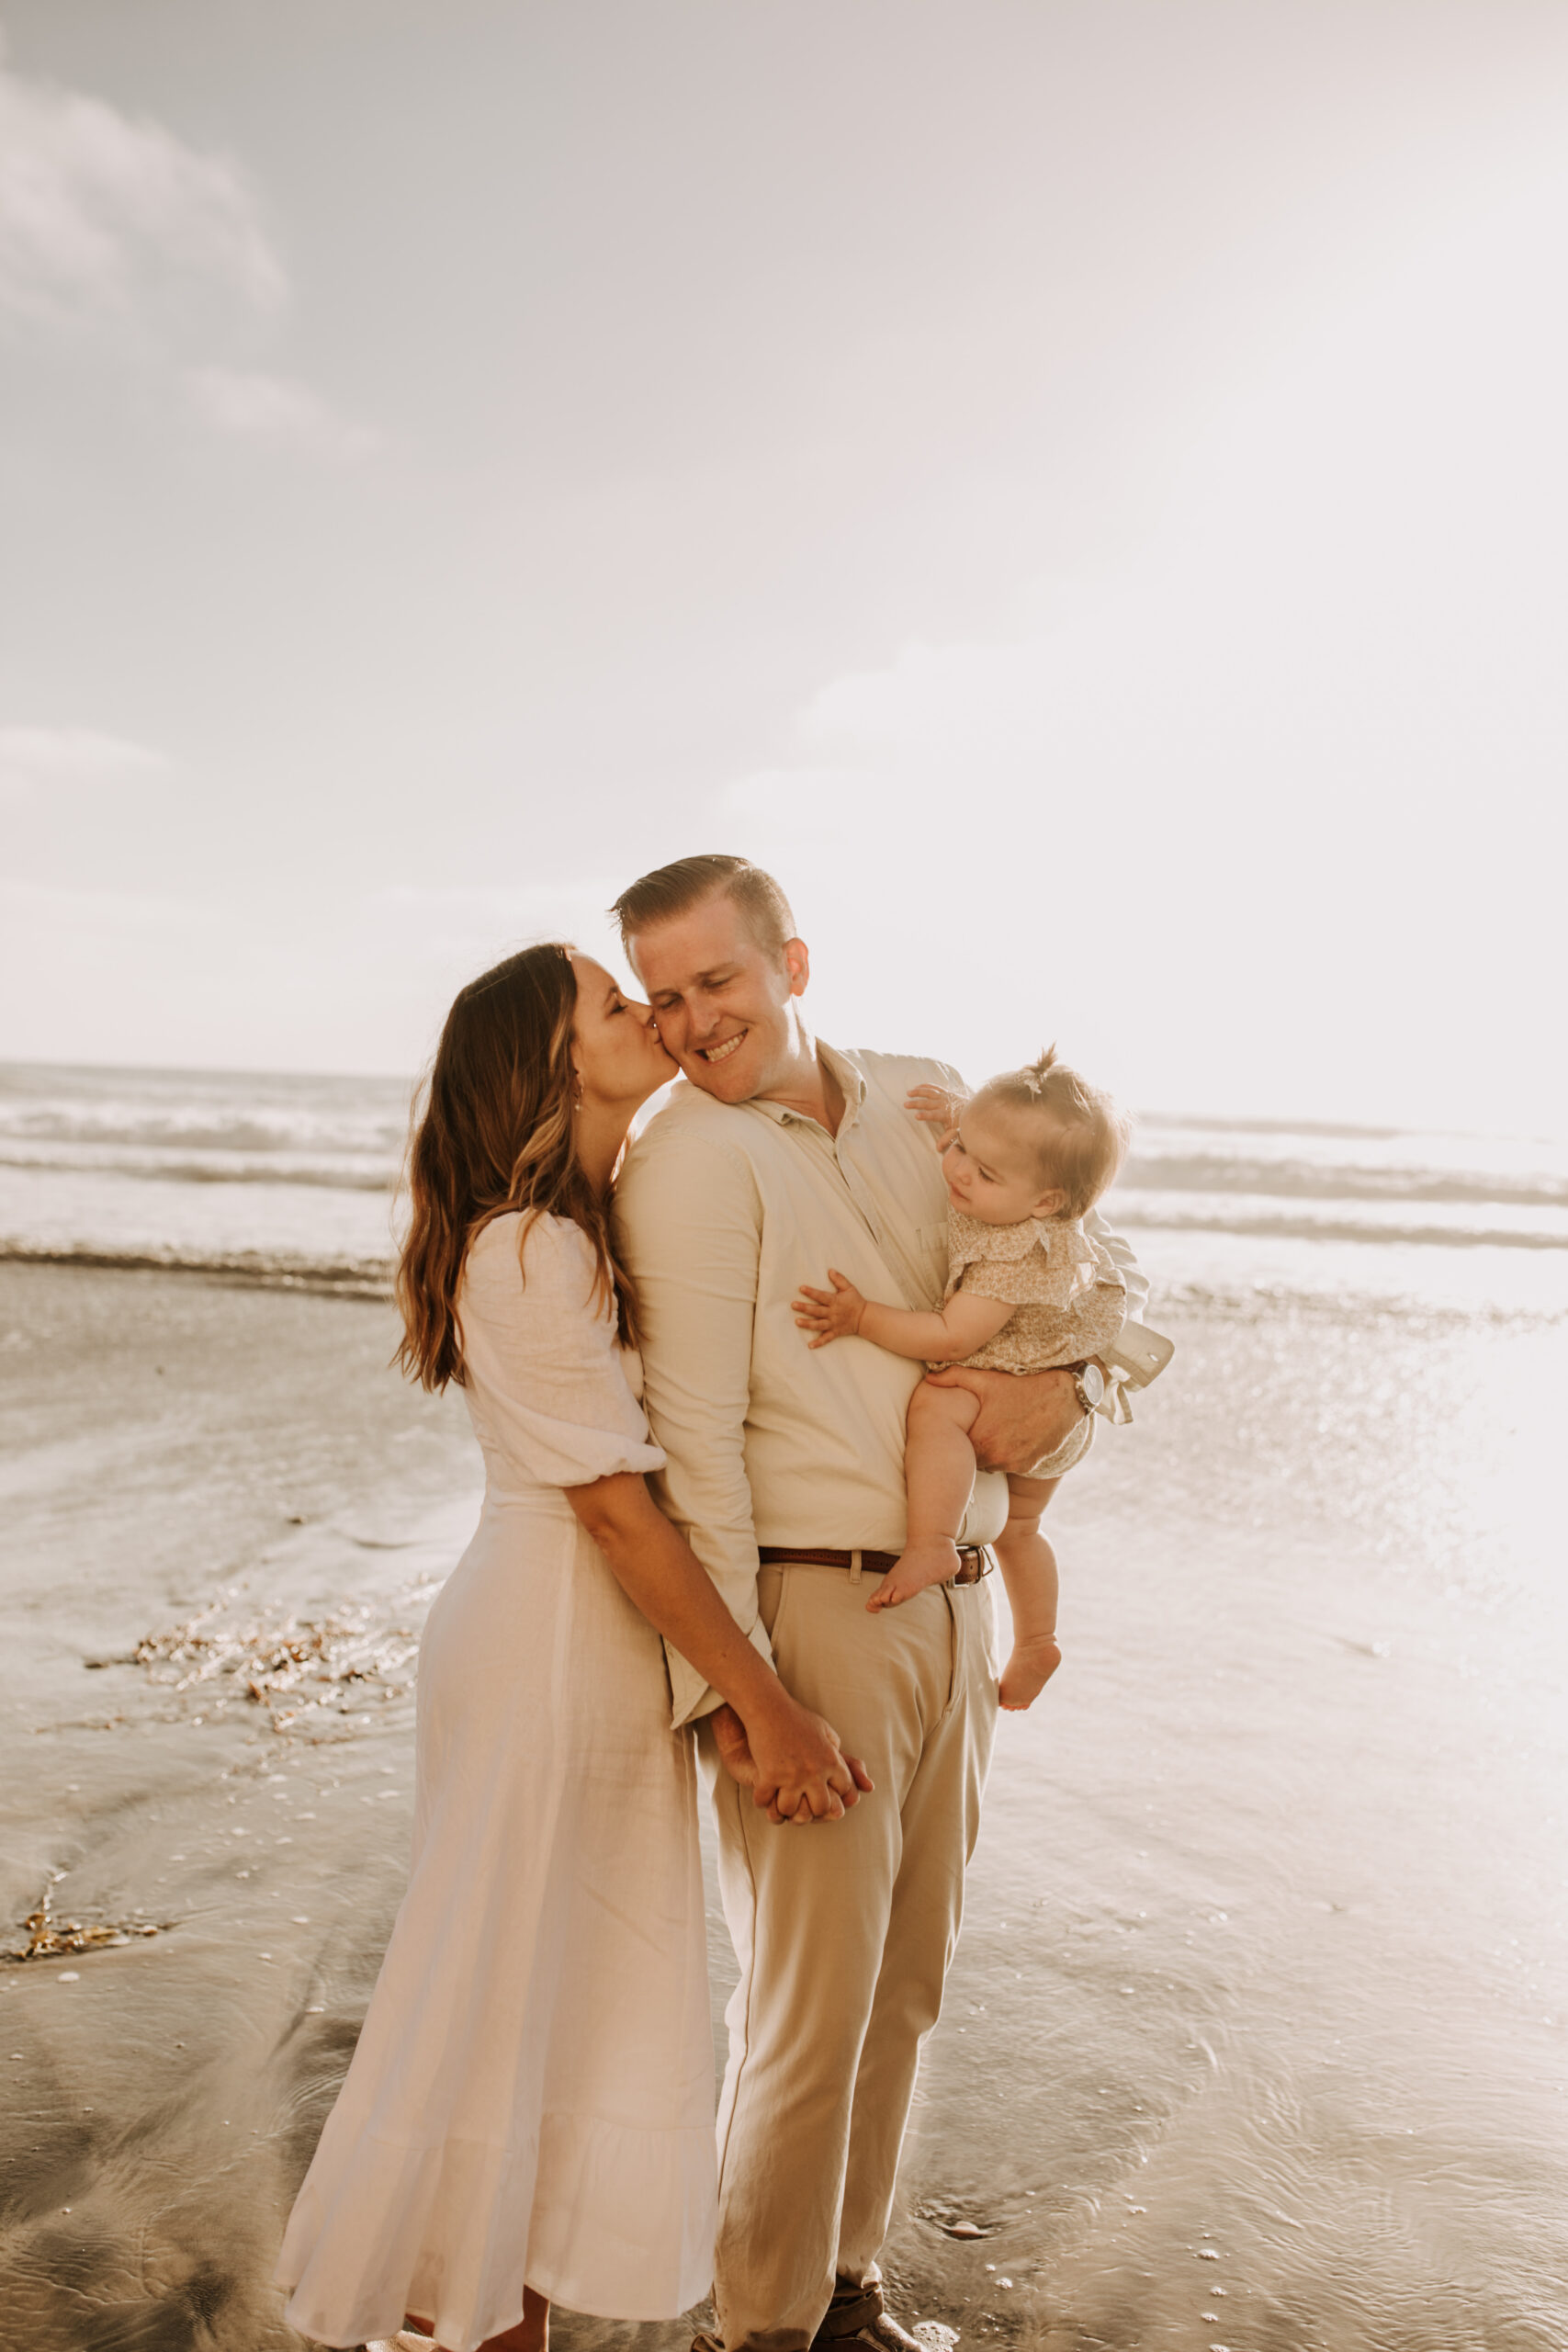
xmin=2 ymin=1257 xmax=1565 ymax=2351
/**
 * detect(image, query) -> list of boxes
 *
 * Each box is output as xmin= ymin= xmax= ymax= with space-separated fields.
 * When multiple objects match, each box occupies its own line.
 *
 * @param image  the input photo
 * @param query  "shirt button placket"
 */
xmin=841 ymin=1161 xmax=884 ymax=1245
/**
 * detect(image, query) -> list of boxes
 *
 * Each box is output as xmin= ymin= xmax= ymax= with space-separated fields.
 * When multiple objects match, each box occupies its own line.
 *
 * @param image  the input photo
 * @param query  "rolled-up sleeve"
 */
xmin=457 ymin=1214 xmax=667 ymax=1487
xmin=614 ymin=1119 xmax=773 ymax=1726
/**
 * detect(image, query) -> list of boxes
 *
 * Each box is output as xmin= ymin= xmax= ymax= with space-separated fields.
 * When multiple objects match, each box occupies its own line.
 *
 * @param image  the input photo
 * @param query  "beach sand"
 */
xmin=3 ymin=1260 xmax=1564 ymax=2351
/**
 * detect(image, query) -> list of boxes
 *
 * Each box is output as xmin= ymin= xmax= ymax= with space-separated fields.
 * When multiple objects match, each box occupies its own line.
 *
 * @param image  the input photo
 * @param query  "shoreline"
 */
xmin=0 ymin=1242 xmax=394 ymax=1295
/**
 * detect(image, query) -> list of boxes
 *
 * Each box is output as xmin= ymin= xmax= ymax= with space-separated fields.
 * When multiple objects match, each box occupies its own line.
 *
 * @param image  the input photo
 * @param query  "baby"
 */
xmin=793 ymin=1047 xmax=1129 ymax=1710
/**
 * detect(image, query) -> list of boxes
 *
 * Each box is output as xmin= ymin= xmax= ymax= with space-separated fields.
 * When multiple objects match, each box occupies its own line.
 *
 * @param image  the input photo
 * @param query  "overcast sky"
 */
xmin=2 ymin=1 xmax=1564 ymax=1129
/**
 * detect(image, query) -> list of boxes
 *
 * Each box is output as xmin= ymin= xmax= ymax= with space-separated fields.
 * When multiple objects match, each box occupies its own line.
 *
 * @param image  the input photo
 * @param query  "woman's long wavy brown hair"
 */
xmin=394 ymin=943 xmax=637 ymax=1391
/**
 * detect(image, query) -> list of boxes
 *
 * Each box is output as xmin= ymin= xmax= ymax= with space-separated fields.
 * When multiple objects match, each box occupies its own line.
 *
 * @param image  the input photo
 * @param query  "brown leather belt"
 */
xmin=757 ymin=1544 xmax=993 ymax=1586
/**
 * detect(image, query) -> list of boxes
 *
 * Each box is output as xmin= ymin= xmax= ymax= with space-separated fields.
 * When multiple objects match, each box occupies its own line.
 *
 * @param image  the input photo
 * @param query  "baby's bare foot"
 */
xmin=866 ymin=1540 xmax=961 ymax=1611
xmin=998 ymin=1634 xmax=1062 ymax=1710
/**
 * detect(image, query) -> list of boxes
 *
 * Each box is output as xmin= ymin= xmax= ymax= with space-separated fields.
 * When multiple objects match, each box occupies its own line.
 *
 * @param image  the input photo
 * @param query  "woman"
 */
xmin=276 ymin=944 xmax=865 ymax=2352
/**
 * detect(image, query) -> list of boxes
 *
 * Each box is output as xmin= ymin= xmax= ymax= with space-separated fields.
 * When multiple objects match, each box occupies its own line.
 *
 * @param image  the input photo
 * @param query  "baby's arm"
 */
xmin=793 ymin=1270 xmax=1012 ymax=1362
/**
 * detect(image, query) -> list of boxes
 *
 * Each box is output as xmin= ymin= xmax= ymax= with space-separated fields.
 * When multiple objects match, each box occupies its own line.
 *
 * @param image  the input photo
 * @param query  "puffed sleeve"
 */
xmin=956 ymin=1250 xmax=1055 ymax=1307
xmin=958 ymin=1219 xmax=1117 ymax=1309
xmin=456 ymin=1213 xmax=667 ymax=1488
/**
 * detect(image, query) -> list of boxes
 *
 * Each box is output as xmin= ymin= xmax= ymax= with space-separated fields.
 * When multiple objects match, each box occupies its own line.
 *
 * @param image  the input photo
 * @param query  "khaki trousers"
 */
xmin=700 ymin=1558 xmax=1000 ymax=2352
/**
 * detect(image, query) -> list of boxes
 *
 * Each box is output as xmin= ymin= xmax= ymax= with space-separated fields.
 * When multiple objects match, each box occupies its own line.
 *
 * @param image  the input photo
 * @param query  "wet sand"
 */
xmin=2 ymin=1261 xmax=1564 ymax=2351
xmin=0 ymin=1264 xmax=477 ymax=2350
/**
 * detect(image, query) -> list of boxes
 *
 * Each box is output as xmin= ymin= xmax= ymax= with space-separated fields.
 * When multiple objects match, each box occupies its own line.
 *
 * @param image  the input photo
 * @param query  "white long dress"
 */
xmin=276 ymin=1213 xmax=716 ymax=2352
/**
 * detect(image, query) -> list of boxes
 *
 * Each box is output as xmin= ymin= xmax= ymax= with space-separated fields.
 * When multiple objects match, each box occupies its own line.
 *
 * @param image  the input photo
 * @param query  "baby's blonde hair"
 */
xmin=977 ymin=1046 xmax=1130 ymax=1220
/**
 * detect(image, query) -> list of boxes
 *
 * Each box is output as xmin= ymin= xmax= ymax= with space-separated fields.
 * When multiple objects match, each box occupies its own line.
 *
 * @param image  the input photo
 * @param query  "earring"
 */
xmin=570 ymin=1075 xmax=584 ymax=1111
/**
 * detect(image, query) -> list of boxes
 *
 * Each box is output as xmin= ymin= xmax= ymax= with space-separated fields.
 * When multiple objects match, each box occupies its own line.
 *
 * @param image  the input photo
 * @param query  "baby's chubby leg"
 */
xmin=867 ymin=1380 xmax=982 ymax=1613
xmin=995 ymin=1475 xmax=1062 ymax=1710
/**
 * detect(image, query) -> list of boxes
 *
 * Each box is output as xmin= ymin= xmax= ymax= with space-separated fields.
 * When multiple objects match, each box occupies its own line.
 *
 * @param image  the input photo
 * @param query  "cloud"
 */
xmin=0 ymin=42 xmax=378 ymax=464
xmin=0 ymin=36 xmax=286 ymax=334
xmin=711 ymin=167 xmax=1568 ymax=1133
xmin=0 ymin=727 xmax=172 ymax=797
xmin=186 ymin=366 xmax=381 ymax=459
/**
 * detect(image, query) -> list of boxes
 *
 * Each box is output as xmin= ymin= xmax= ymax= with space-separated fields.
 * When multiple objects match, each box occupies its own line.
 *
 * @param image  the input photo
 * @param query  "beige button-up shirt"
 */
xmin=614 ymin=1043 xmax=1148 ymax=1726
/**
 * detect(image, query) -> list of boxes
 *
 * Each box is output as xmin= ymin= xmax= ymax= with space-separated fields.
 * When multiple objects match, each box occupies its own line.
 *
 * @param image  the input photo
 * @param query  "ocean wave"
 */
xmin=6 ymin=1218 xmax=1563 ymax=1299
xmin=1121 ymin=1154 xmax=1568 ymax=1211
xmin=0 ymin=1240 xmax=393 ymax=1295
xmin=0 ymin=1148 xmax=396 ymax=1193
xmin=0 ymin=1112 xmax=405 ymax=1158
xmin=0 ymin=1064 xmax=411 ymax=1161
xmin=1149 ymin=1275 xmax=1568 ymax=1327
xmin=1117 ymin=1206 xmax=1568 ymax=1251
xmin=10 ymin=1142 xmax=1563 ymax=1212
xmin=6 ymin=1068 xmax=1564 ymax=1215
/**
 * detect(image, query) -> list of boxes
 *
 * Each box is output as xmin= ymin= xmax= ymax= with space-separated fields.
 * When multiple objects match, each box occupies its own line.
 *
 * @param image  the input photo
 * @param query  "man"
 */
xmin=611 ymin=856 xmax=1147 ymax=2352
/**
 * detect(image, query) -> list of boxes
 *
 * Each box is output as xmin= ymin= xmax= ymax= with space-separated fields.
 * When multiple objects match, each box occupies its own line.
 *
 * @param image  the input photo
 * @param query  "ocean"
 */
xmin=5 ymin=1057 xmax=1567 ymax=1317
xmin=2 ymin=1059 xmax=1564 ymax=2350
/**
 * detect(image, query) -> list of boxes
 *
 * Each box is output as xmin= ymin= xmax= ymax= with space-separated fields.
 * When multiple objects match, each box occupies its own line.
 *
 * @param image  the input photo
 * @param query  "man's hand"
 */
xmin=793 ymin=1269 xmax=867 ymax=1350
xmin=923 ymin=1363 xmax=1083 ymax=1474
xmin=710 ymin=1701 xmax=874 ymax=1826
xmin=905 ymin=1082 xmax=964 ymax=1144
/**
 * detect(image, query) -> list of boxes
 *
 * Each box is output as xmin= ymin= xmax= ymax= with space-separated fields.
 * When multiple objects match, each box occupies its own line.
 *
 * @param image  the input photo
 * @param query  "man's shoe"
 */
xmin=811 ymin=2282 xmax=924 ymax=2352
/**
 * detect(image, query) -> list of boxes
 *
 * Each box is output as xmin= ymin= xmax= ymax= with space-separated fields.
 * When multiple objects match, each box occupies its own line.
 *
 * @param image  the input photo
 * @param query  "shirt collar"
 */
xmin=749 ymin=1040 xmax=865 ymax=1129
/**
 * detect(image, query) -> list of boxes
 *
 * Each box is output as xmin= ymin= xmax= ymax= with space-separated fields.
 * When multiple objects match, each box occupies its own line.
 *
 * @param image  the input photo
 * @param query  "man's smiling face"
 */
xmin=626 ymin=888 xmax=809 ymax=1105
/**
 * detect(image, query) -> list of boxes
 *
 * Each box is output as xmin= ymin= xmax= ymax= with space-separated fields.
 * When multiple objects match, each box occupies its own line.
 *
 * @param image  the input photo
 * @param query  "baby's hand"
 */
xmin=905 ymin=1082 xmax=964 ymax=1140
xmin=793 ymin=1270 xmax=867 ymax=1349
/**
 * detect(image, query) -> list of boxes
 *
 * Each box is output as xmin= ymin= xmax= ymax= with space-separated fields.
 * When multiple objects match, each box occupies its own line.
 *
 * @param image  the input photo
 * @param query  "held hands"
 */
xmin=793 ymin=1269 xmax=868 ymax=1350
xmin=710 ymin=1700 xmax=874 ymax=1827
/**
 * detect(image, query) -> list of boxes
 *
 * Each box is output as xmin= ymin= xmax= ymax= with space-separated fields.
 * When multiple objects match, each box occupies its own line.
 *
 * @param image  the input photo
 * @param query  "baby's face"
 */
xmin=942 ymin=1096 xmax=1066 ymax=1226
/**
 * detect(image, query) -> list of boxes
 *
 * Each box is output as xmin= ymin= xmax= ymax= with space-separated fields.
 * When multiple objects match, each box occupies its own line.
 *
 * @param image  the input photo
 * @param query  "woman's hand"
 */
xmin=567 ymin=1476 xmax=874 ymax=1820
xmin=711 ymin=1702 xmax=874 ymax=1826
xmin=793 ymin=1269 xmax=867 ymax=1349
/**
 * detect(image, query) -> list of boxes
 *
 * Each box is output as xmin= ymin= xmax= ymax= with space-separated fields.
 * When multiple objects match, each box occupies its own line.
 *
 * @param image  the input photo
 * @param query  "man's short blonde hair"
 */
xmin=610 ymin=854 xmax=796 ymax=963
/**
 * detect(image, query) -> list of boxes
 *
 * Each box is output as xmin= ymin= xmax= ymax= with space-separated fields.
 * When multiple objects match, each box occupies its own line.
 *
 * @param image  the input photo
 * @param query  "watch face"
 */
xmin=1079 ymin=1363 xmax=1105 ymax=1406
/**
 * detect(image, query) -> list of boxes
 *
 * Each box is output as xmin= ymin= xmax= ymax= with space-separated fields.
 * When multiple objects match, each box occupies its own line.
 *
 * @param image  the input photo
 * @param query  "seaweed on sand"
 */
xmin=4 ymin=1880 xmax=172 ymax=1964
xmin=127 ymin=1595 xmax=425 ymax=1730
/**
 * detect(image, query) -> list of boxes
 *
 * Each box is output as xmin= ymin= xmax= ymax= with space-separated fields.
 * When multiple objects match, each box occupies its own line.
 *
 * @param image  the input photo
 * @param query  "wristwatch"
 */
xmin=1066 ymin=1360 xmax=1105 ymax=1418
